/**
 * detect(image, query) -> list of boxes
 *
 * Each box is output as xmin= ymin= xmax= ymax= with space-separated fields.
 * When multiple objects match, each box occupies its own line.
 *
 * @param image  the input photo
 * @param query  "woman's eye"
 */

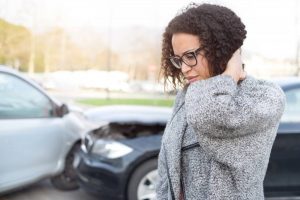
xmin=184 ymin=53 xmax=194 ymax=60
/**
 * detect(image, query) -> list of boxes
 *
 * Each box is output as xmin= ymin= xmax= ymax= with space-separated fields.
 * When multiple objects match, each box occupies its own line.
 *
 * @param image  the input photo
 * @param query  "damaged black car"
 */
xmin=74 ymin=105 xmax=171 ymax=200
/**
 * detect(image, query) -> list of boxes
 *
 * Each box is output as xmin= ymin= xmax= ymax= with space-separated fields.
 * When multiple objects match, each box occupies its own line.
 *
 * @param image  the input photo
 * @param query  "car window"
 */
xmin=0 ymin=72 xmax=54 ymax=119
xmin=281 ymin=88 xmax=300 ymax=123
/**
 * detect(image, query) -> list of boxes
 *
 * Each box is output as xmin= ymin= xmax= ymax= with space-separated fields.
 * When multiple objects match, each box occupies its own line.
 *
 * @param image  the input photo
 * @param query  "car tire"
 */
xmin=127 ymin=158 xmax=158 ymax=200
xmin=50 ymin=143 xmax=80 ymax=191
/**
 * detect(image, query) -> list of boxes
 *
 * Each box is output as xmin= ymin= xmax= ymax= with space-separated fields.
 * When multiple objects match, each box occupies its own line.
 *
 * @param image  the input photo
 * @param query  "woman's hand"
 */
xmin=222 ymin=49 xmax=246 ymax=83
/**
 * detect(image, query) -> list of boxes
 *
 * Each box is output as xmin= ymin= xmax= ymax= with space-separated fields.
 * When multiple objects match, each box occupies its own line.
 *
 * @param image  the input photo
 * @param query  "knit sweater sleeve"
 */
xmin=185 ymin=75 xmax=286 ymax=138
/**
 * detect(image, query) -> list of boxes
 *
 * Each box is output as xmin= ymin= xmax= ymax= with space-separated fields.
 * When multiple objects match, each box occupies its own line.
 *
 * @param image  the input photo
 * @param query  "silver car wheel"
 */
xmin=137 ymin=169 xmax=158 ymax=200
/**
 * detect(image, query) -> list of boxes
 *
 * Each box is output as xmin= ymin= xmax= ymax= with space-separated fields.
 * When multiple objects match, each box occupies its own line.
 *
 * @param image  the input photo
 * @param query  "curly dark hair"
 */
xmin=161 ymin=3 xmax=247 ymax=89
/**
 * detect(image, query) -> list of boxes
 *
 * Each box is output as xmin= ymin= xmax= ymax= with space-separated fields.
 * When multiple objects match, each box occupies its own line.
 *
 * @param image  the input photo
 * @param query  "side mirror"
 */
xmin=57 ymin=103 xmax=69 ymax=117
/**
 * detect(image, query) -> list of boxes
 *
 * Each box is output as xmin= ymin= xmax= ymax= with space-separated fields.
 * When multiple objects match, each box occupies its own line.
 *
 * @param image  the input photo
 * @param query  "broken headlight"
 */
xmin=91 ymin=139 xmax=133 ymax=159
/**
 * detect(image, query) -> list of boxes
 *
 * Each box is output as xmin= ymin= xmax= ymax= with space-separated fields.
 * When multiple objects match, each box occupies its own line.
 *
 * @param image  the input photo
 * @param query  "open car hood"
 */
xmin=84 ymin=105 xmax=172 ymax=125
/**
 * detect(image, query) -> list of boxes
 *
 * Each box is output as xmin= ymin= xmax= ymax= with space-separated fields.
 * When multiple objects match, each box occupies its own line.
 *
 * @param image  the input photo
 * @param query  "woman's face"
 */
xmin=171 ymin=33 xmax=210 ymax=84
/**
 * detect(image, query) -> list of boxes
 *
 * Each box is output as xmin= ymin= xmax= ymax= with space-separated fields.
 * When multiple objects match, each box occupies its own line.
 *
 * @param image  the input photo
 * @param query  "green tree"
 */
xmin=0 ymin=18 xmax=31 ymax=71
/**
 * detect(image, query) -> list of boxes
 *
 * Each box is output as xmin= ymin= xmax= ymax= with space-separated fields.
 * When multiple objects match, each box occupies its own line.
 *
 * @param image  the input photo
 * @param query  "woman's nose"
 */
xmin=181 ymin=62 xmax=192 ymax=74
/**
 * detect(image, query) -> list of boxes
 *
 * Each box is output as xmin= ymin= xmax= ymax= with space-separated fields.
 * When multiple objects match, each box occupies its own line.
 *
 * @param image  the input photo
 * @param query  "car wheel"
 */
xmin=127 ymin=158 xmax=158 ymax=200
xmin=50 ymin=143 xmax=80 ymax=190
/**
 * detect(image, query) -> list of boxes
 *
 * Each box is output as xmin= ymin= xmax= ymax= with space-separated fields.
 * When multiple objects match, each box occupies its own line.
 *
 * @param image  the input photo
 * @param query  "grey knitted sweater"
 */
xmin=156 ymin=75 xmax=286 ymax=200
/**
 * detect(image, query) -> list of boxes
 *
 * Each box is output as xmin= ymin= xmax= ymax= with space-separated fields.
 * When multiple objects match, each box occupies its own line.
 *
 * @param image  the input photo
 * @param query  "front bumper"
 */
xmin=75 ymin=147 xmax=154 ymax=200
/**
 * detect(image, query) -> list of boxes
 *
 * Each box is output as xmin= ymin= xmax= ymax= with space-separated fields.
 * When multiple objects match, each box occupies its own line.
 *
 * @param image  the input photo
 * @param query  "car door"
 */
xmin=0 ymin=71 xmax=65 ymax=191
xmin=264 ymin=87 xmax=300 ymax=195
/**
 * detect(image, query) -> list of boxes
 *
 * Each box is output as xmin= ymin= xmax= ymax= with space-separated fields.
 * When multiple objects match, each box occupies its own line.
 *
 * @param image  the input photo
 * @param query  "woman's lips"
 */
xmin=186 ymin=76 xmax=199 ymax=83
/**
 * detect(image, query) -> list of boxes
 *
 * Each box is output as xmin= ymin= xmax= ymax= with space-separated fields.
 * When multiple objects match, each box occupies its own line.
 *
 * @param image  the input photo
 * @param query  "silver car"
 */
xmin=0 ymin=66 xmax=94 ymax=194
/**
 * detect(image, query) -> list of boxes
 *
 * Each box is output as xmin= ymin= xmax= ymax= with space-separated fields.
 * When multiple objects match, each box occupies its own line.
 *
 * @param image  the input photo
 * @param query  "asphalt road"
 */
xmin=0 ymin=180 xmax=97 ymax=200
xmin=1 ymin=179 xmax=300 ymax=200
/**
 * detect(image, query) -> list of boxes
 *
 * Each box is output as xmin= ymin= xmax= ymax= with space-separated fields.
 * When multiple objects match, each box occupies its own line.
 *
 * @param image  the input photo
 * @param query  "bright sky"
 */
xmin=0 ymin=0 xmax=299 ymax=60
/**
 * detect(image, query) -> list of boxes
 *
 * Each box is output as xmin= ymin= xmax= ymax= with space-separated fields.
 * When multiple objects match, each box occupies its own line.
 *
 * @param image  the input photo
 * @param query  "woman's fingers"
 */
xmin=223 ymin=49 xmax=244 ymax=83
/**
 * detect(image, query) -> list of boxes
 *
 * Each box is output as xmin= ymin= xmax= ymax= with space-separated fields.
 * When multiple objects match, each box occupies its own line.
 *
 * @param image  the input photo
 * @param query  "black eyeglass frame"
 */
xmin=169 ymin=47 xmax=205 ymax=69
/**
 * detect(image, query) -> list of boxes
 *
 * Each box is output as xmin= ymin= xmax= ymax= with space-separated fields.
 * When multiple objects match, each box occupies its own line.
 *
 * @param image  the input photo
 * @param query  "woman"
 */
xmin=156 ymin=3 xmax=286 ymax=200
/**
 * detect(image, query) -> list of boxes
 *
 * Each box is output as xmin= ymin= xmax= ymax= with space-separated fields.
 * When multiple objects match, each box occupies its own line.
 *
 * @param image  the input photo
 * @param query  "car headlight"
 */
xmin=91 ymin=139 xmax=133 ymax=159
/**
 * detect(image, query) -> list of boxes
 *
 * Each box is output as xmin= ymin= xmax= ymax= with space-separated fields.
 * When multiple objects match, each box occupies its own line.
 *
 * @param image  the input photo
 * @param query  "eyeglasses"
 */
xmin=169 ymin=47 xmax=204 ymax=69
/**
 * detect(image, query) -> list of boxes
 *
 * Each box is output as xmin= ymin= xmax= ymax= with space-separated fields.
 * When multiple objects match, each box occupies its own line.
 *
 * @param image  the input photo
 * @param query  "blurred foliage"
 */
xmin=0 ymin=19 xmax=119 ymax=73
xmin=0 ymin=18 xmax=31 ymax=71
xmin=0 ymin=18 xmax=161 ymax=80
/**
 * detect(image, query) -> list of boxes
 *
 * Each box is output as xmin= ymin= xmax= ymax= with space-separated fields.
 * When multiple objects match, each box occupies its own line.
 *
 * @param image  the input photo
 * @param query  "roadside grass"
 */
xmin=76 ymin=98 xmax=174 ymax=107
